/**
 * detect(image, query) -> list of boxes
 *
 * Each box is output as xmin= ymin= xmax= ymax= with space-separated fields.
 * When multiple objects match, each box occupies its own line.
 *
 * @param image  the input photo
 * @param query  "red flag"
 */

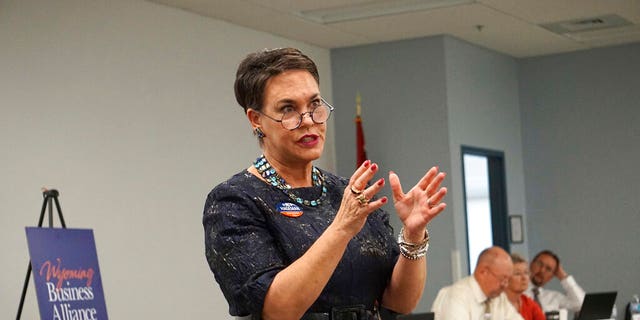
xmin=355 ymin=94 xmax=367 ymax=167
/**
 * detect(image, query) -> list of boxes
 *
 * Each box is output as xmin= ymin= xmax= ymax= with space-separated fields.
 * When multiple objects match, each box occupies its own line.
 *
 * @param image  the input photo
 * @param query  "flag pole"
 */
xmin=355 ymin=92 xmax=367 ymax=167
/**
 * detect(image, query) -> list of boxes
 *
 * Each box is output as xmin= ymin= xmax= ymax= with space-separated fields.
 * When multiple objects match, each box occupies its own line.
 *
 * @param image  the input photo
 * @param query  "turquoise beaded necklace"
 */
xmin=253 ymin=154 xmax=327 ymax=207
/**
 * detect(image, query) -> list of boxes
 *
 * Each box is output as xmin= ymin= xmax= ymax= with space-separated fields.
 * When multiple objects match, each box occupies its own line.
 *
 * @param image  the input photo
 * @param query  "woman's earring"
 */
xmin=254 ymin=127 xmax=265 ymax=138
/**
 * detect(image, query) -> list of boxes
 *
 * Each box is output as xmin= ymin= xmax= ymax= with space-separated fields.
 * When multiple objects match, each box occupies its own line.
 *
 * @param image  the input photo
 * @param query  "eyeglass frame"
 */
xmin=511 ymin=269 xmax=531 ymax=278
xmin=486 ymin=267 xmax=510 ymax=286
xmin=255 ymin=97 xmax=335 ymax=130
xmin=532 ymin=258 xmax=557 ymax=274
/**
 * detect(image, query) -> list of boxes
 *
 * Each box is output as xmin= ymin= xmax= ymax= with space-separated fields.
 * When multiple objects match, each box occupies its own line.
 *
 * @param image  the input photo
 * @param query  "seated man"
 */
xmin=432 ymin=246 xmax=523 ymax=320
xmin=524 ymin=250 xmax=585 ymax=313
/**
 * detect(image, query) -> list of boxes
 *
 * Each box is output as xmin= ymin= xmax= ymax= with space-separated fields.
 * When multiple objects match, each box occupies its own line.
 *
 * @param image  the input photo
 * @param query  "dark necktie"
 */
xmin=533 ymin=287 xmax=543 ymax=309
xmin=483 ymin=298 xmax=492 ymax=319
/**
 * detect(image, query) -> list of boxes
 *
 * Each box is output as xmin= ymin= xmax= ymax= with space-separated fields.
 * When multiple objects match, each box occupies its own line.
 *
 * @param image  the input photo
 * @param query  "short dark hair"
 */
xmin=532 ymin=250 xmax=560 ymax=270
xmin=234 ymin=48 xmax=319 ymax=113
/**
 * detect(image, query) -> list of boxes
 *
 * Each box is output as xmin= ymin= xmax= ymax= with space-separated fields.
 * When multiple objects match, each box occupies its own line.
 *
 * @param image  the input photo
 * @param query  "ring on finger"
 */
xmin=350 ymin=186 xmax=363 ymax=195
xmin=356 ymin=194 xmax=369 ymax=206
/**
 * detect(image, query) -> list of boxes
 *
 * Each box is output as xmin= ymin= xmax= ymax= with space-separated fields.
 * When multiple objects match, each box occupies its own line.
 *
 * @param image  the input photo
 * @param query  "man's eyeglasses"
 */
xmin=487 ymin=268 xmax=510 ymax=286
xmin=533 ymin=260 xmax=555 ymax=273
xmin=257 ymin=98 xmax=335 ymax=130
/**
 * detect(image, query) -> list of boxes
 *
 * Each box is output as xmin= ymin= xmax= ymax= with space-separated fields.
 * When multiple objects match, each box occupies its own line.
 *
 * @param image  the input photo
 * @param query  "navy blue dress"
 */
xmin=203 ymin=169 xmax=399 ymax=317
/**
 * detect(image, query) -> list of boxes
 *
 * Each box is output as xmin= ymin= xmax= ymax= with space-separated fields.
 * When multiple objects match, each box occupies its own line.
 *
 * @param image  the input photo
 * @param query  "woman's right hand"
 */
xmin=332 ymin=160 xmax=388 ymax=237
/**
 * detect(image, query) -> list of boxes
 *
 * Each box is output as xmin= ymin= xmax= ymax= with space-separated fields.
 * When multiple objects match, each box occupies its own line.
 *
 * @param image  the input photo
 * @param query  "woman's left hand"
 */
xmin=389 ymin=167 xmax=447 ymax=242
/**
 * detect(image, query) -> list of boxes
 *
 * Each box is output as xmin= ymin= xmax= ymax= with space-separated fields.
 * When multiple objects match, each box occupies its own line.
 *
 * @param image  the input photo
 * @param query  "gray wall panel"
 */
xmin=520 ymin=42 xmax=640 ymax=311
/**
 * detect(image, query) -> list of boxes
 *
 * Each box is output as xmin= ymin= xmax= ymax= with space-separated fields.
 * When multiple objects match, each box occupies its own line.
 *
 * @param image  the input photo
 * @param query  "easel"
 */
xmin=16 ymin=188 xmax=67 ymax=320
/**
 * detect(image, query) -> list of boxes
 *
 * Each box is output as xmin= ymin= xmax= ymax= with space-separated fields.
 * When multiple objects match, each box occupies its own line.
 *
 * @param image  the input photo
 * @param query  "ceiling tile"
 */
xmin=146 ymin=0 xmax=640 ymax=57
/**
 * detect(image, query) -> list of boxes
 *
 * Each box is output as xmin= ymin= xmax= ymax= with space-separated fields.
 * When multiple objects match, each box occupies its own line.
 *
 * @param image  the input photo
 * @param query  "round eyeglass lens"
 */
xmin=281 ymin=112 xmax=301 ymax=130
xmin=312 ymin=105 xmax=330 ymax=123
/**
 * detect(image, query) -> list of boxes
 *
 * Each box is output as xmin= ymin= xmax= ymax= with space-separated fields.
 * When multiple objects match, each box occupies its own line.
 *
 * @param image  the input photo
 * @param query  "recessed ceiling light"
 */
xmin=541 ymin=14 xmax=633 ymax=34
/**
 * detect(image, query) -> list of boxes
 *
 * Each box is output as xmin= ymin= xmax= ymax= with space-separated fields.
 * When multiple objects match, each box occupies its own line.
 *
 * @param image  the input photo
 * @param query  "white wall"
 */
xmin=444 ymin=36 xmax=529 ymax=273
xmin=0 ymin=0 xmax=334 ymax=318
xmin=519 ymin=42 xmax=640 ymax=312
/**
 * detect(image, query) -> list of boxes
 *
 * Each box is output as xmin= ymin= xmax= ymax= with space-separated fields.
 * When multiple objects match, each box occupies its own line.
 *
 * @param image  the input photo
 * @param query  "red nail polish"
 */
xmin=363 ymin=160 xmax=370 ymax=167
xmin=371 ymin=164 xmax=378 ymax=171
xmin=381 ymin=197 xmax=388 ymax=204
xmin=377 ymin=178 xmax=384 ymax=186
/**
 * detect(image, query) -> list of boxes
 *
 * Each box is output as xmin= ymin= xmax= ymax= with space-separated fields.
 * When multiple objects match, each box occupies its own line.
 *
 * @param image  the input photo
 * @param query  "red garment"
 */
xmin=519 ymin=294 xmax=546 ymax=320
xmin=355 ymin=115 xmax=367 ymax=168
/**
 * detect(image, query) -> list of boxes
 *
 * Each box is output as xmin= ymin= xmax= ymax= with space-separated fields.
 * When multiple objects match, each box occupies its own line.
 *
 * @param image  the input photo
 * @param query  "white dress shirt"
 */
xmin=524 ymin=275 xmax=585 ymax=312
xmin=432 ymin=276 xmax=523 ymax=320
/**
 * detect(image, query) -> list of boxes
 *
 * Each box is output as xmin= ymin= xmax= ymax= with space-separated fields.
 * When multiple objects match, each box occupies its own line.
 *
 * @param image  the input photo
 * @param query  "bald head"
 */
xmin=473 ymin=246 xmax=513 ymax=298
xmin=476 ymin=246 xmax=511 ymax=270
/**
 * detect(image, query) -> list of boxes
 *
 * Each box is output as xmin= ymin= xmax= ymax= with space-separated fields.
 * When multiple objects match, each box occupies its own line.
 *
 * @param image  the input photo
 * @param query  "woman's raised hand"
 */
xmin=389 ymin=167 xmax=447 ymax=241
xmin=333 ymin=160 xmax=387 ymax=237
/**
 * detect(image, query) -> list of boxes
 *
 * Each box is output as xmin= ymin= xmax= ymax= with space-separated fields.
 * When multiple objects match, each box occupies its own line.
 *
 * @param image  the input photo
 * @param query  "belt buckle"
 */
xmin=331 ymin=305 xmax=366 ymax=320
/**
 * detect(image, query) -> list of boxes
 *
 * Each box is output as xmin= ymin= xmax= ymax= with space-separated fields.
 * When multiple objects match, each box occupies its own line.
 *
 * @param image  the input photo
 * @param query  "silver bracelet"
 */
xmin=397 ymin=227 xmax=429 ymax=260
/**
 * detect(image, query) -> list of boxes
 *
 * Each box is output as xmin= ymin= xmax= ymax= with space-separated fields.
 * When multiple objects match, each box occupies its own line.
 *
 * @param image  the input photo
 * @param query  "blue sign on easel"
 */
xmin=25 ymin=227 xmax=108 ymax=320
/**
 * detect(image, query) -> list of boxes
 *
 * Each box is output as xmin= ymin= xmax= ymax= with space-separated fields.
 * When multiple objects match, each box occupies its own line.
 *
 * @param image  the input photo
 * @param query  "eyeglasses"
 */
xmin=512 ymin=270 xmax=530 ymax=277
xmin=257 ymin=98 xmax=335 ymax=130
xmin=533 ymin=259 xmax=555 ymax=273
xmin=487 ymin=268 xmax=510 ymax=286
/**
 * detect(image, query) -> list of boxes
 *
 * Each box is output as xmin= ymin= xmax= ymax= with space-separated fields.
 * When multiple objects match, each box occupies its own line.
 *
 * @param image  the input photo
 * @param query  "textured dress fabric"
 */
xmin=203 ymin=169 xmax=400 ymax=317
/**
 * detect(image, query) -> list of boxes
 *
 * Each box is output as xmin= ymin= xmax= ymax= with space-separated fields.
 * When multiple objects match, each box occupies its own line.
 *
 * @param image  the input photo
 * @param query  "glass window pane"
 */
xmin=463 ymin=154 xmax=493 ymax=272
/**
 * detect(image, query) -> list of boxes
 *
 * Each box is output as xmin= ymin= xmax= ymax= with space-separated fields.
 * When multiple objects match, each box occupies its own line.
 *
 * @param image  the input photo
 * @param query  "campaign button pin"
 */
xmin=277 ymin=202 xmax=303 ymax=218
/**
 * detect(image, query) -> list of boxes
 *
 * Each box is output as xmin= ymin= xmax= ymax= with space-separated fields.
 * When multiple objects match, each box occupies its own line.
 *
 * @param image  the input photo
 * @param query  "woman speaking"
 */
xmin=203 ymin=47 xmax=447 ymax=320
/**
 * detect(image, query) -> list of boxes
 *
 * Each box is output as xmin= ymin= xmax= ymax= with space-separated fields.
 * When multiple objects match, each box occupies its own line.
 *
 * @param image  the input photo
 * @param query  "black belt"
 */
xmin=234 ymin=305 xmax=380 ymax=320
xmin=301 ymin=305 xmax=379 ymax=320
